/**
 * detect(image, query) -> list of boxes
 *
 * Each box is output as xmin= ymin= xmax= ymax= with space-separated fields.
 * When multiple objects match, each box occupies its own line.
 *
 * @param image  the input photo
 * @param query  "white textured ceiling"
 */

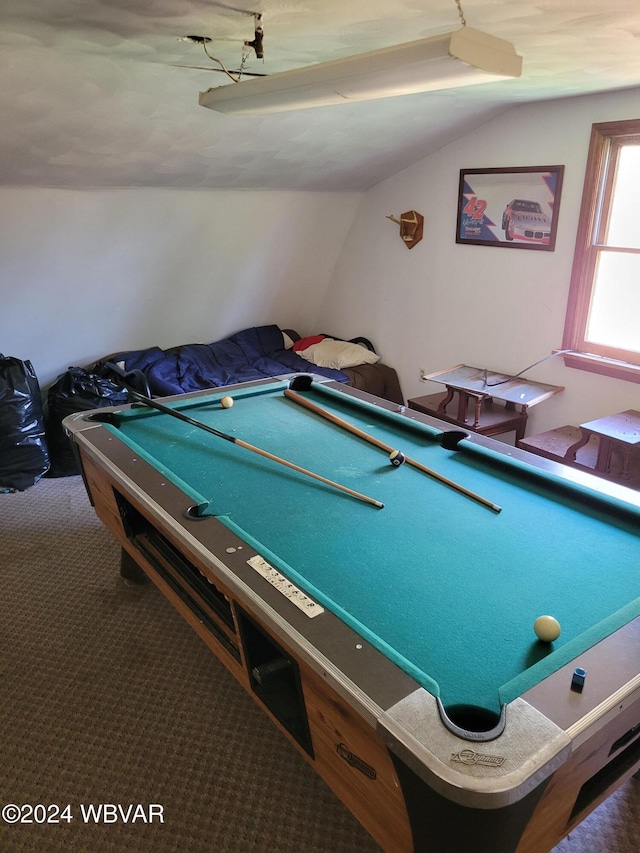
xmin=2 ymin=0 xmax=640 ymax=191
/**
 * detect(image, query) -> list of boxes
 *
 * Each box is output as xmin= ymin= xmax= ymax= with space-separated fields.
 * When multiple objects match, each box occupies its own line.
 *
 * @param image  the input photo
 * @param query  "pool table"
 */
xmin=65 ymin=375 xmax=640 ymax=853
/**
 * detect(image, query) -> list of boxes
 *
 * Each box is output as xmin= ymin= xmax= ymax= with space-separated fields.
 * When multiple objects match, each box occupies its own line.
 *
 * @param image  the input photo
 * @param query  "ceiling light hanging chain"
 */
xmin=454 ymin=0 xmax=467 ymax=27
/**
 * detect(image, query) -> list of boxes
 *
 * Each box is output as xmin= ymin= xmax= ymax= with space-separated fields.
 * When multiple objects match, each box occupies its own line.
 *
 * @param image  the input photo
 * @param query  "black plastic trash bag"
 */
xmin=43 ymin=367 xmax=129 ymax=478
xmin=0 ymin=355 xmax=50 ymax=491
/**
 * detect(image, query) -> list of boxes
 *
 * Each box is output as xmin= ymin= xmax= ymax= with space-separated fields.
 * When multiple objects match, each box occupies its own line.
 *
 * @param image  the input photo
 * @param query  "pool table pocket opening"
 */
xmin=438 ymin=700 xmax=507 ymax=741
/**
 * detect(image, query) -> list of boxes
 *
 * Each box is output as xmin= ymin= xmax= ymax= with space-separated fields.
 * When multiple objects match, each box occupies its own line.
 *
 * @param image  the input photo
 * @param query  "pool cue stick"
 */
xmin=284 ymin=389 xmax=501 ymax=514
xmin=125 ymin=389 xmax=384 ymax=509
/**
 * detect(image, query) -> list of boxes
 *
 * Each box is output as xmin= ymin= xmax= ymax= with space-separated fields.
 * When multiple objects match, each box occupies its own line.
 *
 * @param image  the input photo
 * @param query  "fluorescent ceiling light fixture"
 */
xmin=198 ymin=27 xmax=522 ymax=116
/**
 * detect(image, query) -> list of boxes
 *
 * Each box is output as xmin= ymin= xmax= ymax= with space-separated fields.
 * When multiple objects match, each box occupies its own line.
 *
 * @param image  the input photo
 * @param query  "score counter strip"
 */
xmin=247 ymin=555 xmax=324 ymax=618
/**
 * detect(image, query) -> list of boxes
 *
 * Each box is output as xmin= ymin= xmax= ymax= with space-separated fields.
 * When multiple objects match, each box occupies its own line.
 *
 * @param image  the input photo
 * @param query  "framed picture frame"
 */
xmin=456 ymin=165 xmax=564 ymax=250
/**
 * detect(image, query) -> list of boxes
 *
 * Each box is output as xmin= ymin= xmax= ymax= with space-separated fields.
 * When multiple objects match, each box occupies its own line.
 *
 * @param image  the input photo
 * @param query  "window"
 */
xmin=562 ymin=119 xmax=640 ymax=383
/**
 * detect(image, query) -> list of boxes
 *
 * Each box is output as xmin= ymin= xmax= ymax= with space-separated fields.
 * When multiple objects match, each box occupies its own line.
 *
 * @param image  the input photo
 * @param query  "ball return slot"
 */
xmin=114 ymin=489 xmax=241 ymax=662
xmin=237 ymin=607 xmax=313 ymax=757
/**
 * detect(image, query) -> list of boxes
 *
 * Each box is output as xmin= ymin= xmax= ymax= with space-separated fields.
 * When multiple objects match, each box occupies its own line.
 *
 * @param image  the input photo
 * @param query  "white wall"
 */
xmin=3 ymin=89 xmax=640 ymax=437
xmin=316 ymin=88 xmax=640 ymax=438
xmin=0 ymin=188 xmax=360 ymax=387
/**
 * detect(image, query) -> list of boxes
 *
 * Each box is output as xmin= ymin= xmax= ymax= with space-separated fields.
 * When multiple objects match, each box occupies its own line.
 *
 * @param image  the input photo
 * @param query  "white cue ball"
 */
xmin=534 ymin=615 xmax=561 ymax=643
xmin=220 ymin=396 xmax=234 ymax=409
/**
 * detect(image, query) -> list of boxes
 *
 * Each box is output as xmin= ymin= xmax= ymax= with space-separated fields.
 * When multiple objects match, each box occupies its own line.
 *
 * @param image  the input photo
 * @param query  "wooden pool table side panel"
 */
xmin=301 ymin=662 xmax=413 ymax=851
xmin=79 ymin=445 xmax=413 ymax=853
xmin=515 ymin=694 xmax=640 ymax=853
xmin=81 ymin=450 xmax=130 ymax=549
xmin=81 ymin=451 xmax=250 ymax=682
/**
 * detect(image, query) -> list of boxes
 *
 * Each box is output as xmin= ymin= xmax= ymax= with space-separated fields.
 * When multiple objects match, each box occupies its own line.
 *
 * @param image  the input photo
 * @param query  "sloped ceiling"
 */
xmin=1 ymin=0 xmax=640 ymax=191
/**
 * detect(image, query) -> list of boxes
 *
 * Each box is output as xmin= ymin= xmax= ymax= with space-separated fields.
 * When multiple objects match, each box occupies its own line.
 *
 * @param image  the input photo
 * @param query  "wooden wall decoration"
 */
xmin=386 ymin=210 xmax=424 ymax=249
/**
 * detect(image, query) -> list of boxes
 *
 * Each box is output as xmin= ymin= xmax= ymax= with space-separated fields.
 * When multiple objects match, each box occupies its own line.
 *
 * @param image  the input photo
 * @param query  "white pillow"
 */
xmin=297 ymin=339 xmax=380 ymax=370
xmin=281 ymin=330 xmax=295 ymax=349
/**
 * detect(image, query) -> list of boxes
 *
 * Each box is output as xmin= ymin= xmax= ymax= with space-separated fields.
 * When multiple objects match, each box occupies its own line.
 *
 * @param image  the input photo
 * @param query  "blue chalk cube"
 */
xmin=571 ymin=667 xmax=586 ymax=691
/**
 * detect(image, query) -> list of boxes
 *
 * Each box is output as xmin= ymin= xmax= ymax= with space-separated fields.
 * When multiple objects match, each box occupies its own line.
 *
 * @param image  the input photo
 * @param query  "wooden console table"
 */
xmin=408 ymin=364 xmax=564 ymax=441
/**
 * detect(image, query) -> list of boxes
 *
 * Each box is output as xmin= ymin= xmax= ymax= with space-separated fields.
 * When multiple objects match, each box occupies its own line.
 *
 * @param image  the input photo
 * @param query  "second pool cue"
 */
xmin=123 ymin=388 xmax=384 ymax=509
xmin=284 ymin=389 xmax=501 ymax=514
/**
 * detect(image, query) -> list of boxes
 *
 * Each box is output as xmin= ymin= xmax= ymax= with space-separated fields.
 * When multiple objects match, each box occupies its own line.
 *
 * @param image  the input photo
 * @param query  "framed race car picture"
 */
xmin=456 ymin=165 xmax=564 ymax=250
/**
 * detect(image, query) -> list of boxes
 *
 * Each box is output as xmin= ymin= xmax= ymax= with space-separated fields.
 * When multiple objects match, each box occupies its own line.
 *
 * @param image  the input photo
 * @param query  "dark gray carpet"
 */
xmin=1 ymin=476 xmax=638 ymax=852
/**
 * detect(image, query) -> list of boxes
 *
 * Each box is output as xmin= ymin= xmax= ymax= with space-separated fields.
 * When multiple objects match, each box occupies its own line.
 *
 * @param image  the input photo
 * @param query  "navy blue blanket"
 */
xmin=109 ymin=325 xmax=348 ymax=397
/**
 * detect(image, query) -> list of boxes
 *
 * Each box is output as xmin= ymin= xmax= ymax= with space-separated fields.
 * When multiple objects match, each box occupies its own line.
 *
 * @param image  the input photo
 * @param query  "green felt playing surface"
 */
xmin=106 ymin=380 xmax=640 ymax=717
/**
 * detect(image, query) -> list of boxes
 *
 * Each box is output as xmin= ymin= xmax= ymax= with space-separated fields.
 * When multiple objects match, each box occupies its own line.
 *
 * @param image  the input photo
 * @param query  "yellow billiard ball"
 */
xmin=220 ymin=396 xmax=234 ymax=409
xmin=534 ymin=615 xmax=561 ymax=643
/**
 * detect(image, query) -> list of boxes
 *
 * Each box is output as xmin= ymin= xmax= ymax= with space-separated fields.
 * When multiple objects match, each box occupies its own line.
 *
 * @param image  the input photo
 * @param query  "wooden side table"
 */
xmin=564 ymin=410 xmax=640 ymax=480
xmin=409 ymin=364 xmax=564 ymax=441
xmin=408 ymin=392 xmax=529 ymax=440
